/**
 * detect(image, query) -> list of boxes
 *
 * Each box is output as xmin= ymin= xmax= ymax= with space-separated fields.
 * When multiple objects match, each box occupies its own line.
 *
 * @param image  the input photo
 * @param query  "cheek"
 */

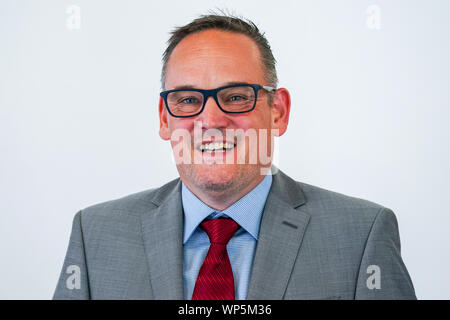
xmin=167 ymin=119 xmax=195 ymax=150
xmin=168 ymin=118 xmax=194 ymax=132
xmin=236 ymin=111 xmax=271 ymax=130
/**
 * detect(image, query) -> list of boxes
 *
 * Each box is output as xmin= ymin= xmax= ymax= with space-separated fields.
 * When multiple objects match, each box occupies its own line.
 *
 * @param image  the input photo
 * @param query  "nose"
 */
xmin=197 ymin=96 xmax=230 ymax=130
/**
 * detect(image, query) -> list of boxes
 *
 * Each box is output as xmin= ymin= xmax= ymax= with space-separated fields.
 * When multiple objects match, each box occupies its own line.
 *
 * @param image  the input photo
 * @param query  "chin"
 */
xmin=178 ymin=163 xmax=240 ymax=192
xmin=196 ymin=164 xmax=238 ymax=191
xmin=197 ymin=179 xmax=234 ymax=192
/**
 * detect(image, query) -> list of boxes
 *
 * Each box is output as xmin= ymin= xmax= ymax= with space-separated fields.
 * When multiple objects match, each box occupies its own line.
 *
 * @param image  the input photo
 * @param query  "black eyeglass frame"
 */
xmin=160 ymin=83 xmax=276 ymax=118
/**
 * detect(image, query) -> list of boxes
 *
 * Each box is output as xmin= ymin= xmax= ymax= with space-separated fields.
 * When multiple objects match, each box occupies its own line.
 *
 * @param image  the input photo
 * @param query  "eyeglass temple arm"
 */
xmin=262 ymin=85 xmax=276 ymax=92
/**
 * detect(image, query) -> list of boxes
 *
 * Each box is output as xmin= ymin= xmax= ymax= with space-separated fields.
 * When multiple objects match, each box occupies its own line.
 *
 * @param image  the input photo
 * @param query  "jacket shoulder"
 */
xmin=297 ymin=180 xmax=387 ymax=213
xmin=78 ymin=178 xmax=180 ymax=223
xmin=281 ymin=176 xmax=395 ymax=237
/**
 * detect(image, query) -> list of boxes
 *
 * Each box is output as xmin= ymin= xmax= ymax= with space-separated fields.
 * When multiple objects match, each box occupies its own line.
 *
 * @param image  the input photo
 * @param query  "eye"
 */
xmin=230 ymin=95 xmax=245 ymax=102
xmin=180 ymin=97 xmax=199 ymax=104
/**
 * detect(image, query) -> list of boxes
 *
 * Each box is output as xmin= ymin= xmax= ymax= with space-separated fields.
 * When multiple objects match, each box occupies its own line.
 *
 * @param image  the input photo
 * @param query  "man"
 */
xmin=53 ymin=13 xmax=416 ymax=299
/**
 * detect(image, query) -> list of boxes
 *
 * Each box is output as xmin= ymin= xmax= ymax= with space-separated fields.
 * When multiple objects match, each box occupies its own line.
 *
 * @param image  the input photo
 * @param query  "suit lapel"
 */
xmin=140 ymin=178 xmax=184 ymax=299
xmin=246 ymin=168 xmax=311 ymax=299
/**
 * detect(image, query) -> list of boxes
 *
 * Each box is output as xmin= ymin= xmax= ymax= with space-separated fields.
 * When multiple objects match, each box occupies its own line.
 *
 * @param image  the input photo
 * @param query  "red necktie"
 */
xmin=192 ymin=218 xmax=240 ymax=300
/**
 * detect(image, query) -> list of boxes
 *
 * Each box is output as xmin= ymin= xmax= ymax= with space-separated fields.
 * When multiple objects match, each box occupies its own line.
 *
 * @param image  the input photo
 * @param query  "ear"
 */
xmin=270 ymin=88 xmax=291 ymax=137
xmin=158 ymin=97 xmax=171 ymax=141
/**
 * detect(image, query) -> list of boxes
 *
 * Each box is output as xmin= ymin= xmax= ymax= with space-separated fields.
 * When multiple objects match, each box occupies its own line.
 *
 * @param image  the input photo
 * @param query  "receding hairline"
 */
xmin=164 ymin=29 xmax=268 ymax=89
xmin=166 ymin=29 xmax=263 ymax=64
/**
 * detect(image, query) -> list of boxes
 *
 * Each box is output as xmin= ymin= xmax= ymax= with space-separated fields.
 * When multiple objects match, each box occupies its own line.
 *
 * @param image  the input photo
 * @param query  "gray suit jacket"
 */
xmin=53 ymin=168 xmax=416 ymax=299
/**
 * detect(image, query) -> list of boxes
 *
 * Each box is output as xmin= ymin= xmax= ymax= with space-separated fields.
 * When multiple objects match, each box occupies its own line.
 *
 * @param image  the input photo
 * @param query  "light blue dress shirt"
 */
xmin=181 ymin=173 xmax=273 ymax=300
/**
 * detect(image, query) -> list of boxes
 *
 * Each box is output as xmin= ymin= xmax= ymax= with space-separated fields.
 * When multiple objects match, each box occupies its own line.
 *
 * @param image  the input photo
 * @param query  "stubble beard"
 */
xmin=177 ymin=163 xmax=258 ymax=194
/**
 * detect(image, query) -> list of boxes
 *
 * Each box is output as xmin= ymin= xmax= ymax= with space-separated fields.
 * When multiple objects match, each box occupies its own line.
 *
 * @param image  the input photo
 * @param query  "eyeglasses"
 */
xmin=160 ymin=83 xmax=276 ymax=118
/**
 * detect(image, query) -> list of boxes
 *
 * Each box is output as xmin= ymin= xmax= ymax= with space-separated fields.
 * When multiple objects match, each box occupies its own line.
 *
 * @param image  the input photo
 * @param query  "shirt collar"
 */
xmin=181 ymin=173 xmax=273 ymax=244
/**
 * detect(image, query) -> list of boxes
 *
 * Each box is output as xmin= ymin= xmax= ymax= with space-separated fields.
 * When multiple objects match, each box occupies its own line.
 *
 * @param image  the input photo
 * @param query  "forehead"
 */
xmin=165 ymin=29 xmax=266 ymax=90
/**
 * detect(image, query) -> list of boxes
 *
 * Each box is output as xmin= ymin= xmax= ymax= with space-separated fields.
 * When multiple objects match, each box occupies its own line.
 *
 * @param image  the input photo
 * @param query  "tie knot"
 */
xmin=200 ymin=218 xmax=240 ymax=245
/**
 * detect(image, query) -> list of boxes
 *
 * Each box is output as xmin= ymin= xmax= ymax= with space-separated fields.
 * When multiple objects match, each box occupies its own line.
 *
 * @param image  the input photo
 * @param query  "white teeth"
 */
xmin=200 ymin=142 xmax=234 ymax=152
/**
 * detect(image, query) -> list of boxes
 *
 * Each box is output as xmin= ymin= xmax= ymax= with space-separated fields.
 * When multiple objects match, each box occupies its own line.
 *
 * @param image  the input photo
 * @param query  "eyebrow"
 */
xmin=172 ymin=81 xmax=250 ymax=90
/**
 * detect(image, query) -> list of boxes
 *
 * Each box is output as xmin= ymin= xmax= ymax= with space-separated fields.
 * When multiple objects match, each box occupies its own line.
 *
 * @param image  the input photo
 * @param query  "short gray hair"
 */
xmin=160 ymin=12 xmax=278 ymax=91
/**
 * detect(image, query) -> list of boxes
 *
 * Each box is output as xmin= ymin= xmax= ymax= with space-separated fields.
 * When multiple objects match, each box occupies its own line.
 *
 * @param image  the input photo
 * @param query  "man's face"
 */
xmin=159 ymin=29 xmax=289 ymax=199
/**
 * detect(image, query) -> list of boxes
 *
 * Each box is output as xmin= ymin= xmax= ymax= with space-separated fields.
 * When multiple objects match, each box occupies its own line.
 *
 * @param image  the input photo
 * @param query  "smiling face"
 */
xmin=159 ymin=29 xmax=290 ymax=208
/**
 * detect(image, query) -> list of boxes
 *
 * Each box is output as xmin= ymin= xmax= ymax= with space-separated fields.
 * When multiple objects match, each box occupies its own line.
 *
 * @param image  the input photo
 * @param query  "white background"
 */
xmin=1 ymin=0 xmax=449 ymax=299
